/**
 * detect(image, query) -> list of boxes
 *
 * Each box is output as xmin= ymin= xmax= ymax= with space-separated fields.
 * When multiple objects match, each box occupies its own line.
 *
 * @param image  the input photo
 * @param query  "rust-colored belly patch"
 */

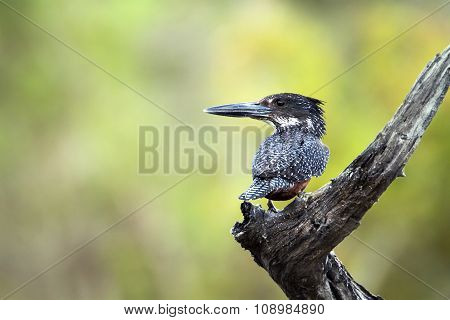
xmin=266 ymin=179 xmax=311 ymax=201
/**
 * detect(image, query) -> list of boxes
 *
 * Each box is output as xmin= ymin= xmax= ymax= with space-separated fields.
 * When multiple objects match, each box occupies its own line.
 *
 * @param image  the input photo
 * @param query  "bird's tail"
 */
xmin=239 ymin=177 xmax=292 ymax=201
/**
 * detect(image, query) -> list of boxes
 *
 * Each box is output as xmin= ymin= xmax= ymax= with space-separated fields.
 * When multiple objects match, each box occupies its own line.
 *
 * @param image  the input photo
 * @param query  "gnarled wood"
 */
xmin=232 ymin=45 xmax=450 ymax=300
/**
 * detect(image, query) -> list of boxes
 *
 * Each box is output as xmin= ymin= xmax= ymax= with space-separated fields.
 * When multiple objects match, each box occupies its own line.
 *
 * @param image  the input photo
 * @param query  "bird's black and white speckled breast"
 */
xmin=252 ymin=129 xmax=329 ymax=182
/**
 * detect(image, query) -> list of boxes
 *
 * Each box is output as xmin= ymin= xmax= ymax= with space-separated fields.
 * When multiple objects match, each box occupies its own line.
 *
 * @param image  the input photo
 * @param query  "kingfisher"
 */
xmin=205 ymin=93 xmax=329 ymax=211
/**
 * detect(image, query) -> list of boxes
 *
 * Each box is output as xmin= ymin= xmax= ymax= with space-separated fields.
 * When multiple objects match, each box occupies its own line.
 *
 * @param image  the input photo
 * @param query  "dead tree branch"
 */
xmin=232 ymin=46 xmax=450 ymax=300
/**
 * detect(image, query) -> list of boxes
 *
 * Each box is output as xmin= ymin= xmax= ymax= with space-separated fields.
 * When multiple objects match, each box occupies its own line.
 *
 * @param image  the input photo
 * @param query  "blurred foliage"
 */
xmin=0 ymin=0 xmax=449 ymax=299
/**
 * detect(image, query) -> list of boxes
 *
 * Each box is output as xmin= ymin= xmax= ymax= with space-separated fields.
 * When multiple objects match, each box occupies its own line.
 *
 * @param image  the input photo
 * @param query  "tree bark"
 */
xmin=232 ymin=45 xmax=450 ymax=300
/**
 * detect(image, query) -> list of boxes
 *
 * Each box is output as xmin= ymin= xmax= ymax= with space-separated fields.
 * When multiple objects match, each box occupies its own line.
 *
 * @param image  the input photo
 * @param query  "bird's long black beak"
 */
xmin=204 ymin=102 xmax=271 ymax=118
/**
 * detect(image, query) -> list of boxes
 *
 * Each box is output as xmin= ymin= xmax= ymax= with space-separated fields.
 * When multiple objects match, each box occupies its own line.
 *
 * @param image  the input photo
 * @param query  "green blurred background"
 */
xmin=0 ymin=0 xmax=449 ymax=299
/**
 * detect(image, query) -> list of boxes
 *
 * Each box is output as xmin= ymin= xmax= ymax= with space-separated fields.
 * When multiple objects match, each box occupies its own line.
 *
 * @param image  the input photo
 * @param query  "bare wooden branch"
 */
xmin=232 ymin=46 xmax=450 ymax=300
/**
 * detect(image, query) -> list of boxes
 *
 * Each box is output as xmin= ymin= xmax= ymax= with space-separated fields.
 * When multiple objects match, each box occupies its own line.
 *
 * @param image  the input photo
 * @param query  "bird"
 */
xmin=205 ymin=93 xmax=329 ymax=211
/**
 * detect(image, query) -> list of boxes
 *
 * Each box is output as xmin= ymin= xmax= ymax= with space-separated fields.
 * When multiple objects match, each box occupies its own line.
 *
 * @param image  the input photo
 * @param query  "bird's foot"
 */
xmin=267 ymin=200 xmax=279 ymax=213
xmin=296 ymin=191 xmax=307 ymax=200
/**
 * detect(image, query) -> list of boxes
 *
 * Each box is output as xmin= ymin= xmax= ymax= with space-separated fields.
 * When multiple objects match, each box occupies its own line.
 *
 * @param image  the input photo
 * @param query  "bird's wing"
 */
xmin=252 ymin=137 xmax=329 ymax=181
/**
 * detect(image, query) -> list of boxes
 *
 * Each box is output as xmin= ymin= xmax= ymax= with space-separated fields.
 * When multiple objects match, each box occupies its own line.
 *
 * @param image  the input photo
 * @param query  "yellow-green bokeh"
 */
xmin=0 ymin=0 xmax=449 ymax=299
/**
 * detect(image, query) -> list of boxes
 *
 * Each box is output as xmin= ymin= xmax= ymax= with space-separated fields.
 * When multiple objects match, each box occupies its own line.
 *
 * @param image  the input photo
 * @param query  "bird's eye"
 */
xmin=275 ymin=100 xmax=285 ymax=107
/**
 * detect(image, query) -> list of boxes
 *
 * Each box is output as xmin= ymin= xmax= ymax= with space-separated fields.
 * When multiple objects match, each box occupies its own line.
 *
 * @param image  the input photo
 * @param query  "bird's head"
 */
xmin=205 ymin=93 xmax=326 ymax=137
